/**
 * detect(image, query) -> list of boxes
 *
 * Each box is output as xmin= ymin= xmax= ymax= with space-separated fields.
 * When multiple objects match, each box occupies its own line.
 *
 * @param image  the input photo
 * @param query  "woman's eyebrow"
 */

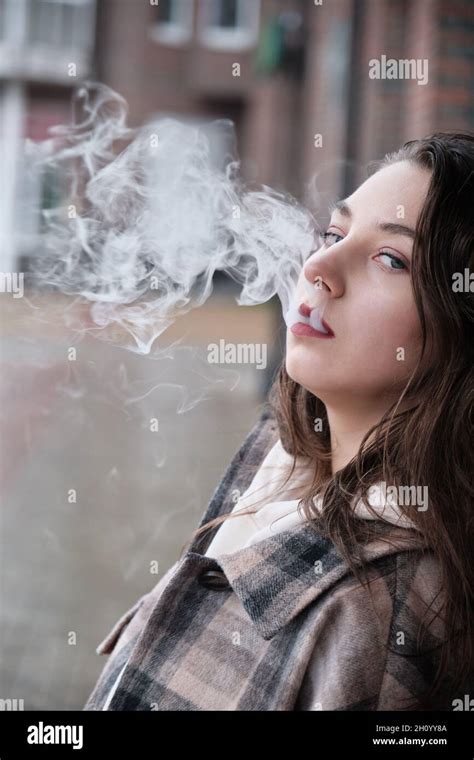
xmin=328 ymin=198 xmax=352 ymax=218
xmin=328 ymin=198 xmax=416 ymax=239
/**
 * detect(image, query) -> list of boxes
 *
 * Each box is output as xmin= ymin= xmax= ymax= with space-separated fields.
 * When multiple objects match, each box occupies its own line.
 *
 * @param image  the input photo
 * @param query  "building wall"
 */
xmin=95 ymin=0 xmax=307 ymax=195
xmin=1 ymin=0 xmax=473 ymax=270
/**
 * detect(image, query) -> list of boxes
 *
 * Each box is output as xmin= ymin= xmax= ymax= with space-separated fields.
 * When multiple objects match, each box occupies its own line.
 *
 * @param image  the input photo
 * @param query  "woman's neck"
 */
xmin=325 ymin=397 xmax=401 ymax=474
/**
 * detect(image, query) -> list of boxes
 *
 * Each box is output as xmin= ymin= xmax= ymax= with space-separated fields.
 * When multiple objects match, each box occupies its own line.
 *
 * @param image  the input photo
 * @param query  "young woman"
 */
xmin=84 ymin=132 xmax=474 ymax=711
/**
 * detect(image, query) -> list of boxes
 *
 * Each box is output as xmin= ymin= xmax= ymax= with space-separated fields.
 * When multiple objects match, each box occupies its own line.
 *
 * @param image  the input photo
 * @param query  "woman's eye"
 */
xmin=376 ymin=252 xmax=407 ymax=271
xmin=321 ymin=231 xmax=408 ymax=272
xmin=321 ymin=231 xmax=343 ymax=245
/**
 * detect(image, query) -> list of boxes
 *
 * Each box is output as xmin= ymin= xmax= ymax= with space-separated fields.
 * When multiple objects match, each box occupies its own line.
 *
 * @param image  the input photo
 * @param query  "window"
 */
xmin=150 ymin=0 xmax=193 ymax=46
xmin=198 ymin=0 xmax=261 ymax=51
xmin=156 ymin=0 xmax=173 ymax=24
xmin=215 ymin=0 xmax=238 ymax=28
xmin=26 ymin=0 xmax=95 ymax=50
xmin=0 ymin=0 xmax=95 ymax=79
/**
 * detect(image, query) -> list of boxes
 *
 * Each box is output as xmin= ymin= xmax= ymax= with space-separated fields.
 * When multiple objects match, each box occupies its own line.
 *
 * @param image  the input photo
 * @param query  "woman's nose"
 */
xmin=303 ymin=249 xmax=344 ymax=299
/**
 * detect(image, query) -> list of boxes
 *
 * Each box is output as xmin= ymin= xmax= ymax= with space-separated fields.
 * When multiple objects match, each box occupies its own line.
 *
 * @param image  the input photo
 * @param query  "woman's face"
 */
xmin=286 ymin=160 xmax=432 ymax=406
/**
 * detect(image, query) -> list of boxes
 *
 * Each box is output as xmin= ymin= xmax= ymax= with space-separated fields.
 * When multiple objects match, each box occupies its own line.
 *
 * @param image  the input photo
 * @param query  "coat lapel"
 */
xmin=202 ymin=519 xmax=423 ymax=640
xmin=186 ymin=404 xmax=426 ymax=641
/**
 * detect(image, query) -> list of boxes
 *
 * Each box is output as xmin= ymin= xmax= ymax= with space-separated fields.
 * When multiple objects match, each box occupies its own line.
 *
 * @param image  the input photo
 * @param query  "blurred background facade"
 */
xmin=1 ymin=0 xmax=473 ymax=273
xmin=0 ymin=0 xmax=473 ymax=709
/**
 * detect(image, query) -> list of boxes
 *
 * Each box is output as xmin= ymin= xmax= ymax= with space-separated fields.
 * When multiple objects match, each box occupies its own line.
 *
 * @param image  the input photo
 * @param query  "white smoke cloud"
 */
xmin=25 ymin=81 xmax=320 ymax=355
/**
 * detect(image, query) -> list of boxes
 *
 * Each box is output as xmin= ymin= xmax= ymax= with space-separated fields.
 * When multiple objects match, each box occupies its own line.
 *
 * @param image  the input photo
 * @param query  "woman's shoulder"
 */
xmin=300 ymin=544 xmax=459 ymax=710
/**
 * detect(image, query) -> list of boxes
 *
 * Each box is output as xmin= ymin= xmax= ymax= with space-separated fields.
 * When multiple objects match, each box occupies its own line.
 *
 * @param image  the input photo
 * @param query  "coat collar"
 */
xmin=187 ymin=405 xmax=427 ymax=641
xmin=190 ymin=519 xmax=425 ymax=640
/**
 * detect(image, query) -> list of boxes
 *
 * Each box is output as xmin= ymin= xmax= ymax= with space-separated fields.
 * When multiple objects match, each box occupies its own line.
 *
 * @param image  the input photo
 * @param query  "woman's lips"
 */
xmin=292 ymin=302 xmax=335 ymax=338
xmin=298 ymin=303 xmax=313 ymax=318
xmin=290 ymin=322 xmax=334 ymax=339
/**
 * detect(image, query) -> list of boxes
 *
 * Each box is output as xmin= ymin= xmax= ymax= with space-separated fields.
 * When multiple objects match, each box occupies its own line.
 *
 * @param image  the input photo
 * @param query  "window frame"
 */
xmin=26 ymin=0 xmax=94 ymax=50
xmin=197 ymin=0 xmax=261 ymax=51
xmin=149 ymin=0 xmax=194 ymax=47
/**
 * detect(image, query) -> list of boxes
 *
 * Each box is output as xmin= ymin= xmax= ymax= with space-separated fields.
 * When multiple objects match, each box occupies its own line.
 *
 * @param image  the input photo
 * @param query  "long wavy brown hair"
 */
xmin=181 ymin=132 xmax=474 ymax=711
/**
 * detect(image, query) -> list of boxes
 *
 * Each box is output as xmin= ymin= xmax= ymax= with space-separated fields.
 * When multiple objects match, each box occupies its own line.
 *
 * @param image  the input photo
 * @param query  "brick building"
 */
xmin=1 ymin=0 xmax=473 ymax=271
xmin=95 ymin=0 xmax=473 ymax=216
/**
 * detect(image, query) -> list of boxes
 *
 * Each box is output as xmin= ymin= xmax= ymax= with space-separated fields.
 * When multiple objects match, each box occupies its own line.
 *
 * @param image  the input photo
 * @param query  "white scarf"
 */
xmin=205 ymin=439 xmax=420 ymax=558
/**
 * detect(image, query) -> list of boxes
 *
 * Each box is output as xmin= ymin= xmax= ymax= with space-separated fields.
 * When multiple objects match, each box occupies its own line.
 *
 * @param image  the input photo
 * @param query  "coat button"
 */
xmin=197 ymin=569 xmax=231 ymax=590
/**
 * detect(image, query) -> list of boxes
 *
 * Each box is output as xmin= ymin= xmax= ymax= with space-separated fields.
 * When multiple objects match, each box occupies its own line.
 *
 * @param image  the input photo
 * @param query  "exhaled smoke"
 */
xmin=25 ymin=81 xmax=320 ymax=354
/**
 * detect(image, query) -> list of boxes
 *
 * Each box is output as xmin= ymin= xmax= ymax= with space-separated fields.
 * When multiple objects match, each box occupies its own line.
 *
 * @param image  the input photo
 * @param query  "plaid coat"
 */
xmin=83 ymin=404 xmax=459 ymax=711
